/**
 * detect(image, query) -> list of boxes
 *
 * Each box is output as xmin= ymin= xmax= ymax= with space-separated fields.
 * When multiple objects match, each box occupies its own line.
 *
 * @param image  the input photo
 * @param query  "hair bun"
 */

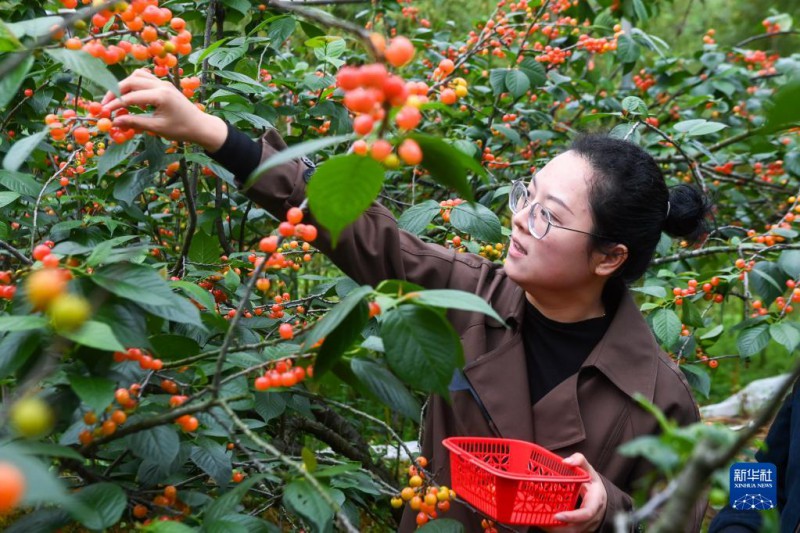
xmin=663 ymin=184 xmax=711 ymax=243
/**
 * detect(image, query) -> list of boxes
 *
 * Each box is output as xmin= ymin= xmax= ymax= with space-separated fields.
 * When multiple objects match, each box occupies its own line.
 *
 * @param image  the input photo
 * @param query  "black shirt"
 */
xmin=524 ymin=282 xmax=621 ymax=406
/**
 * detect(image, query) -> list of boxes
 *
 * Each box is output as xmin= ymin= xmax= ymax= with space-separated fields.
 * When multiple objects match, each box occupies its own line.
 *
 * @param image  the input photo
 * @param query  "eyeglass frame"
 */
xmin=508 ymin=180 xmax=613 ymax=241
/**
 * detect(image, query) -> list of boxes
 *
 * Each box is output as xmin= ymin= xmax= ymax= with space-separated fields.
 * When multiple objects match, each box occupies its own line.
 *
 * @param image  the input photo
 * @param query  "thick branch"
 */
xmin=0 ymin=239 xmax=32 ymax=266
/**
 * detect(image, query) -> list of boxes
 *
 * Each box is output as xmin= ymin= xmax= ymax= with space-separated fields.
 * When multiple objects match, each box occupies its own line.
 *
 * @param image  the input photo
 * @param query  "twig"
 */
xmin=32 ymin=150 xmax=79 ymax=253
xmin=639 ymin=120 xmax=707 ymax=193
xmin=652 ymin=242 xmax=800 ymax=265
xmin=734 ymin=30 xmax=799 ymax=48
xmin=0 ymin=239 xmax=32 ymax=266
xmin=170 ymin=157 xmax=199 ymax=278
xmin=266 ymin=0 xmax=380 ymax=60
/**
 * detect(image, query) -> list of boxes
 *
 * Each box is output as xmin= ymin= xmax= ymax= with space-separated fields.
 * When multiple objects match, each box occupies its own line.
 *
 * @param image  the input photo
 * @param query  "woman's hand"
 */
xmin=101 ymin=68 xmax=227 ymax=152
xmin=541 ymin=453 xmax=608 ymax=533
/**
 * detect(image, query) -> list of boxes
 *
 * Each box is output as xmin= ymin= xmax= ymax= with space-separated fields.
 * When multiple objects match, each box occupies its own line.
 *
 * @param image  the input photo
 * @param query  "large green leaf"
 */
xmin=69 ymin=375 xmax=116 ymax=414
xmin=315 ymin=298 xmax=369 ymax=378
xmin=351 ymin=358 xmax=421 ymax=421
xmin=282 ymin=479 xmax=335 ymax=533
xmin=764 ymin=80 xmax=800 ymax=133
xmin=190 ymin=440 xmax=232 ymax=488
xmin=61 ymin=320 xmax=126 ymax=352
xmin=778 ymin=250 xmax=800 ymax=279
xmin=189 ymin=230 xmax=222 ymax=265
xmin=0 ymin=315 xmax=48 ymax=332
xmin=750 ymin=261 xmax=786 ymax=305
xmin=244 ymin=134 xmax=353 ymax=190
xmin=171 ymin=280 xmax=216 ymax=312
xmin=92 ymin=262 xmax=177 ymax=307
xmin=70 ymin=483 xmax=127 ymax=531
xmin=736 ymin=324 xmax=770 ymax=357
xmin=304 ymin=285 xmax=372 ymax=360
xmin=381 ymin=305 xmax=464 ymax=398
xmin=680 ymin=364 xmax=710 ymax=399
xmin=397 ymin=200 xmax=440 ymax=235
xmin=97 ymin=139 xmax=139 ymax=178
xmin=44 ymin=49 xmax=119 ymax=95
xmin=450 ymin=202 xmax=503 ymax=242
xmin=504 ymin=69 xmax=530 ymax=98
xmin=0 ymin=55 xmax=32 ymax=110
xmin=409 ymin=134 xmax=484 ymax=198
xmin=651 ymin=308 xmax=681 ymax=348
xmin=113 ymin=167 xmax=152 ymax=205
xmin=411 ymin=289 xmax=505 ymax=325
xmin=127 ymin=425 xmax=180 ymax=464
xmin=2 ymin=130 xmax=47 ymax=172
xmin=518 ymin=57 xmax=546 ymax=88
xmin=769 ymin=322 xmax=800 ymax=352
xmin=0 ymin=442 xmax=71 ymax=508
xmin=306 ymin=154 xmax=384 ymax=246
xmin=616 ymin=34 xmax=640 ymax=63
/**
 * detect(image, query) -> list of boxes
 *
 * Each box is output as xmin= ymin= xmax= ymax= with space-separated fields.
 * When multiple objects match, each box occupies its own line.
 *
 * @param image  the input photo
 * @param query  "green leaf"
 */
xmin=61 ymin=320 xmax=126 ymax=352
xmin=0 ymin=169 xmax=44 ymax=196
xmin=171 ymin=280 xmax=216 ymax=312
xmin=92 ymin=262 xmax=176 ymax=307
xmin=301 ymin=447 xmax=318 ymax=473
xmin=113 ymin=167 xmax=152 ymax=206
xmin=450 ymin=203 xmax=502 ymax=242
xmin=127 ymin=425 xmax=180 ymax=464
xmin=631 ymin=0 xmax=649 ymax=21
xmin=681 ymin=300 xmax=704 ymax=328
xmin=770 ymin=322 xmax=800 ymax=352
xmin=304 ymin=285 xmax=372 ymax=356
xmin=254 ymin=391 xmax=287 ymax=423
xmin=411 ymin=289 xmax=505 ymax=325
xmin=518 ymin=58 xmax=546 ymax=88
xmin=138 ymin=295 xmax=203 ymax=327
xmin=189 ymin=230 xmax=222 ymax=265
xmin=737 ymin=324 xmax=770 ymax=357
xmin=0 ymin=442 xmax=71 ymax=508
xmin=687 ymin=121 xmax=727 ymax=137
xmin=205 ymin=475 xmax=265 ymax=521
xmin=616 ymin=34 xmax=640 ymax=63
xmin=44 ymin=49 xmax=119 ymax=95
xmin=750 ymin=262 xmax=786 ymax=304
xmin=409 ymin=134 xmax=484 ymax=198
xmin=417 ymin=519 xmax=466 ymax=533
xmin=244 ymin=134 xmax=353 ymax=191
xmin=0 ymin=19 xmax=23 ymax=52
xmin=86 ymin=235 xmax=138 ymax=267
xmin=2 ymin=130 xmax=47 ymax=172
xmin=0 ymin=55 xmax=33 ymax=111
xmin=700 ymin=324 xmax=724 ymax=340
xmin=680 ymin=364 xmax=710 ymax=399
xmin=306 ymin=154 xmax=384 ymax=247
xmin=315 ymin=298 xmax=369 ymax=378
xmin=70 ymin=483 xmax=127 ymax=531
xmin=267 ymin=16 xmax=296 ymax=48
xmin=651 ymin=308 xmax=681 ymax=347
xmin=0 ymin=315 xmax=48 ymax=332
xmin=351 ymin=358 xmax=421 ymax=422
xmin=504 ymin=70 xmax=530 ymax=98
xmin=70 ymin=375 xmax=116 ymax=414
xmin=621 ymin=96 xmax=648 ymax=116
xmin=141 ymin=521 xmax=197 ymax=533
xmin=381 ymin=305 xmax=464 ymax=398
xmin=489 ymin=69 xmax=507 ymax=94
xmin=397 ymin=200 xmax=441 ymax=235
xmin=0 ymin=331 xmax=40 ymax=379
xmin=97 ymin=139 xmax=138 ymax=178
xmin=190 ymin=441 xmax=232 ymax=488
xmin=630 ymin=285 xmax=666 ymax=298
xmin=673 ymin=119 xmax=706 ymax=133
xmin=618 ymin=435 xmax=680 ymax=472
xmin=778 ymin=250 xmax=800 ymax=278
xmin=149 ymin=334 xmax=200 ymax=360
xmin=283 ymin=479 xmax=334 ymax=533
xmin=764 ymin=81 xmax=800 ymax=133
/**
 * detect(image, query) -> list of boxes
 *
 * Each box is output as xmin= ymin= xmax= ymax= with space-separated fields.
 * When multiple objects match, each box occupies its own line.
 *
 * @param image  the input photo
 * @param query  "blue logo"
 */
xmin=729 ymin=462 xmax=776 ymax=510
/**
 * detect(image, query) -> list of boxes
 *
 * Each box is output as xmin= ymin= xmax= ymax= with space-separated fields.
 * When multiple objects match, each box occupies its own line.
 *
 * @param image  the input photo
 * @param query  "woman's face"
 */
xmin=504 ymin=150 xmax=603 ymax=293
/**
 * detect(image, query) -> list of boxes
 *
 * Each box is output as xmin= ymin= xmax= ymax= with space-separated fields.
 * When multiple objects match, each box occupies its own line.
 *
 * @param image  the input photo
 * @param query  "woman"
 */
xmin=103 ymin=69 xmax=710 ymax=532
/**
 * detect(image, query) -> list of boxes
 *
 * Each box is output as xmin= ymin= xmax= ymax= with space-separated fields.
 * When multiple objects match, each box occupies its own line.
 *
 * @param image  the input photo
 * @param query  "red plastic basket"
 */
xmin=442 ymin=437 xmax=590 ymax=526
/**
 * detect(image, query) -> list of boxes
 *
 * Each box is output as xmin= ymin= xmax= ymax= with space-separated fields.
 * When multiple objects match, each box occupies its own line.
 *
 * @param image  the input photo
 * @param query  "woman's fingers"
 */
xmin=102 ymin=69 xmax=160 ymax=105
xmin=112 ymin=113 xmax=159 ymax=133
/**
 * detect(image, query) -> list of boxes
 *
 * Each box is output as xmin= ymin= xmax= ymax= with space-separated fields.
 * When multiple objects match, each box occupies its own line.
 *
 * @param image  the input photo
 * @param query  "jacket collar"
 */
xmin=464 ymin=275 xmax=659 ymax=450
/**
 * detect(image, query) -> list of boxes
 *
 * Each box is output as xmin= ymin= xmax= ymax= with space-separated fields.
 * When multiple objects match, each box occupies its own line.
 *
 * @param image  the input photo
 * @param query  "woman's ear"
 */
xmin=592 ymin=243 xmax=628 ymax=277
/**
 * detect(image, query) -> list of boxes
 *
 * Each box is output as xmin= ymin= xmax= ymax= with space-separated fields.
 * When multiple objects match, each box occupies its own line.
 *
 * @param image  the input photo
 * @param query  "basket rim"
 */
xmin=442 ymin=436 xmax=592 ymax=484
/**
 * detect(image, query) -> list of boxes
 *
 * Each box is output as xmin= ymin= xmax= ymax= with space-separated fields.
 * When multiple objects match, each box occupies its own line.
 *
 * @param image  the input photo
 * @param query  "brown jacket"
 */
xmin=242 ymin=129 xmax=706 ymax=533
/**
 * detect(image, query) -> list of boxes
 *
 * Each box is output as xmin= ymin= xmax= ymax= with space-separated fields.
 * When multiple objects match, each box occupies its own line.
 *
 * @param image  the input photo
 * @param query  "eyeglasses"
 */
xmin=508 ymin=180 xmax=611 ymax=241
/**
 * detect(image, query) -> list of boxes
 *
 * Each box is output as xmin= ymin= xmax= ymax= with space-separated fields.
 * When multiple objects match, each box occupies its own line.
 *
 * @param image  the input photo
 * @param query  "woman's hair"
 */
xmin=569 ymin=133 xmax=711 ymax=284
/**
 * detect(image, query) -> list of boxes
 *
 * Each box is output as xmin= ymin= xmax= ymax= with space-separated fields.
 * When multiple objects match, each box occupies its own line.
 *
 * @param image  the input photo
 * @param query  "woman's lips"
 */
xmin=510 ymin=237 xmax=527 ymax=256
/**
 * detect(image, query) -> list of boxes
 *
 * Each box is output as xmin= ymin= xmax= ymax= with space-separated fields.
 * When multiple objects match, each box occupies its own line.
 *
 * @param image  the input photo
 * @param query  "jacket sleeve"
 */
xmin=239 ymin=128 xmax=486 ymax=289
xmin=597 ymin=472 xmax=634 ymax=532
